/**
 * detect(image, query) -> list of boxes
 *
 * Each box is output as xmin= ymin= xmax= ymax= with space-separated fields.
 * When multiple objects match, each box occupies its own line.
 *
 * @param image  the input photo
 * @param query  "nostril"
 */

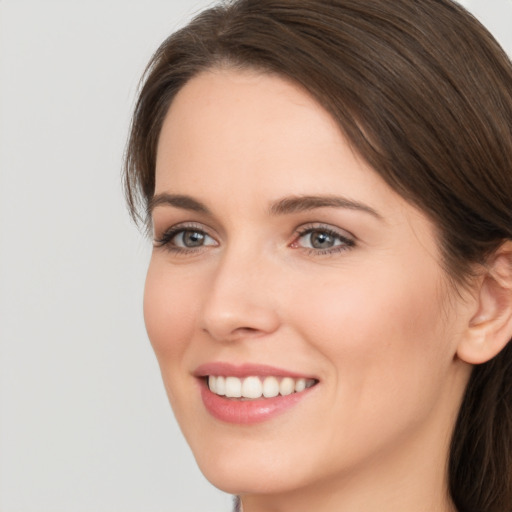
xmin=238 ymin=327 xmax=259 ymax=334
xmin=204 ymin=325 xmax=266 ymax=340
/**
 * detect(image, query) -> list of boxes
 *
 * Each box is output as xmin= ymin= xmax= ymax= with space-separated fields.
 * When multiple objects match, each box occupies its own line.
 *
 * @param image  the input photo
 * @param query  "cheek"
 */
xmin=290 ymin=262 xmax=453 ymax=418
xmin=295 ymin=265 xmax=445 ymax=350
xmin=143 ymin=259 xmax=198 ymax=362
xmin=143 ymin=259 xmax=208 ymax=417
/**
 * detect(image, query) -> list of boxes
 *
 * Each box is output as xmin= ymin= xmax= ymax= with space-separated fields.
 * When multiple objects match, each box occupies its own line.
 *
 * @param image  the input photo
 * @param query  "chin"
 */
xmin=200 ymin=463 xmax=303 ymax=496
xmin=190 ymin=440 xmax=312 ymax=496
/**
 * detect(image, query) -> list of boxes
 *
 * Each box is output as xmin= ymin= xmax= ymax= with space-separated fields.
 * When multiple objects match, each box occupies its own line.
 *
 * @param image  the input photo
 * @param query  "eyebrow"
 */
xmin=268 ymin=195 xmax=382 ymax=218
xmin=148 ymin=193 xmax=382 ymax=219
xmin=147 ymin=193 xmax=211 ymax=216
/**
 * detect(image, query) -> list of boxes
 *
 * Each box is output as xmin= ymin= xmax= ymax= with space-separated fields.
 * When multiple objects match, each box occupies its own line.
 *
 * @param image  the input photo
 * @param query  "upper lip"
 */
xmin=194 ymin=362 xmax=317 ymax=380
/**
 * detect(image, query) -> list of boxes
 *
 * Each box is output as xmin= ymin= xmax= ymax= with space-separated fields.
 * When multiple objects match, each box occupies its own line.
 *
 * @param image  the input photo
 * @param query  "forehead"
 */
xmin=155 ymin=69 xmax=426 ymax=227
xmin=156 ymin=68 xmax=344 ymax=176
xmin=157 ymin=70 xmax=373 ymax=196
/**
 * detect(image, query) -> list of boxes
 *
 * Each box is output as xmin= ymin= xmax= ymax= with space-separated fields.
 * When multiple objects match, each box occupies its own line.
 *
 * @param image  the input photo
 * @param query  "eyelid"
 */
xmin=292 ymin=222 xmax=356 ymax=241
xmin=153 ymin=221 xmax=218 ymax=249
xmin=290 ymin=223 xmax=356 ymax=254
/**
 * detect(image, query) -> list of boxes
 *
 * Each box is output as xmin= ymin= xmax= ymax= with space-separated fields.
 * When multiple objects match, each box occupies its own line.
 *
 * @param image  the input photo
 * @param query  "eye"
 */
xmin=302 ymin=231 xmax=338 ymax=249
xmin=173 ymin=230 xmax=216 ymax=248
xmin=154 ymin=224 xmax=218 ymax=252
xmin=291 ymin=225 xmax=355 ymax=254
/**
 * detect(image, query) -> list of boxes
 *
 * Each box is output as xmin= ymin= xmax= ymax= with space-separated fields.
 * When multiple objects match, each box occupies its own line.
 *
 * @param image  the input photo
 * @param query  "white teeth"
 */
xmin=225 ymin=376 xmax=242 ymax=398
xmin=208 ymin=375 xmax=316 ymax=399
xmin=208 ymin=375 xmax=217 ymax=393
xmin=262 ymin=376 xmax=280 ymax=398
xmin=279 ymin=377 xmax=295 ymax=396
xmin=295 ymin=378 xmax=306 ymax=392
xmin=242 ymin=376 xmax=263 ymax=399
xmin=216 ymin=375 xmax=226 ymax=396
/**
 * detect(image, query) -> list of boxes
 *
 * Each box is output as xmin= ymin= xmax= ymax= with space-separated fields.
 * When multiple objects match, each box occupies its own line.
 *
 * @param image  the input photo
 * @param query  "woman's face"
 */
xmin=145 ymin=69 xmax=472 ymax=501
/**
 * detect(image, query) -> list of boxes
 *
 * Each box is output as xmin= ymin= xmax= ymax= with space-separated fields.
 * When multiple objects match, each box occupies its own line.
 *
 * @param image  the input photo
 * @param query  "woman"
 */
xmin=124 ymin=1 xmax=512 ymax=511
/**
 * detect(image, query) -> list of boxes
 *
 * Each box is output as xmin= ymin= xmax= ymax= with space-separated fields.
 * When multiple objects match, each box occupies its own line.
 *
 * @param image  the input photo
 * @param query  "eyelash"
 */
xmin=291 ymin=224 xmax=355 ymax=256
xmin=153 ymin=223 xmax=216 ymax=255
xmin=153 ymin=223 xmax=355 ymax=256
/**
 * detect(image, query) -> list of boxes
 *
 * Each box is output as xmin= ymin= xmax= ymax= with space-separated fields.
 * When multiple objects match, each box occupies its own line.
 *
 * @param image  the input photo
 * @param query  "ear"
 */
xmin=457 ymin=241 xmax=512 ymax=365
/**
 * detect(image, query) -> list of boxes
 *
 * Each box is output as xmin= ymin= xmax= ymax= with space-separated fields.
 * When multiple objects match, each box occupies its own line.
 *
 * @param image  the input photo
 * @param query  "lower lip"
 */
xmin=199 ymin=381 xmax=314 ymax=424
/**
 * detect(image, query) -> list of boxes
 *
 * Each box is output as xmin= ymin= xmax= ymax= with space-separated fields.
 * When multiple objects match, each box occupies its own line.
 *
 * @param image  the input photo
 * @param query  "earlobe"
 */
xmin=457 ymin=242 xmax=512 ymax=365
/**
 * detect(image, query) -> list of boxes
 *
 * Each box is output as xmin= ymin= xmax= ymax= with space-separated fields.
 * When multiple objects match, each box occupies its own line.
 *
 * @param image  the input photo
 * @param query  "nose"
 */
xmin=199 ymin=248 xmax=280 ymax=343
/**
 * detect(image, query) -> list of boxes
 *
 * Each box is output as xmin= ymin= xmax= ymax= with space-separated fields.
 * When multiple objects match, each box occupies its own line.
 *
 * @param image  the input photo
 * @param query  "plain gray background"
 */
xmin=0 ymin=1 xmax=511 ymax=511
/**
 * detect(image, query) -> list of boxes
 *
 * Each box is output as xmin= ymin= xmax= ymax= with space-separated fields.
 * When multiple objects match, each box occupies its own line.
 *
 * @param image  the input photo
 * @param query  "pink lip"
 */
xmin=194 ymin=362 xmax=315 ymax=379
xmin=194 ymin=362 xmax=318 ymax=425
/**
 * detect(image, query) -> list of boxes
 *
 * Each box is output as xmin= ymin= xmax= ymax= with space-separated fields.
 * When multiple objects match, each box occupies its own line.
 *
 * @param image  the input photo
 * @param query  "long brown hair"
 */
xmin=124 ymin=1 xmax=512 ymax=510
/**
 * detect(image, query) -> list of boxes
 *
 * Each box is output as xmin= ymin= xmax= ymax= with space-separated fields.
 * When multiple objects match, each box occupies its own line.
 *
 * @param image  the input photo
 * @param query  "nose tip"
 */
xmin=199 ymin=262 xmax=280 ymax=343
xmin=201 ymin=307 xmax=279 ymax=342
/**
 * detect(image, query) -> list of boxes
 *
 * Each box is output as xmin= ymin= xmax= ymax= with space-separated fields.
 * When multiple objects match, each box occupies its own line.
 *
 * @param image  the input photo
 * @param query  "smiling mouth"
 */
xmin=207 ymin=375 xmax=318 ymax=400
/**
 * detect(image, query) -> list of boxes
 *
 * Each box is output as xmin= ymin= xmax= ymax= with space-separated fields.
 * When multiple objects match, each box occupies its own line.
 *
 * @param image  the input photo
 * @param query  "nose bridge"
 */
xmin=200 ymin=240 xmax=279 ymax=341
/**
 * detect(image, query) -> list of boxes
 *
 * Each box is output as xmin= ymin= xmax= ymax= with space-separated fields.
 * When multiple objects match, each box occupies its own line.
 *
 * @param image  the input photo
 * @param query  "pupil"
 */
xmin=184 ymin=231 xmax=204 ymax=247
xmin=311 ymin=232 xmax=334 ymax=248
